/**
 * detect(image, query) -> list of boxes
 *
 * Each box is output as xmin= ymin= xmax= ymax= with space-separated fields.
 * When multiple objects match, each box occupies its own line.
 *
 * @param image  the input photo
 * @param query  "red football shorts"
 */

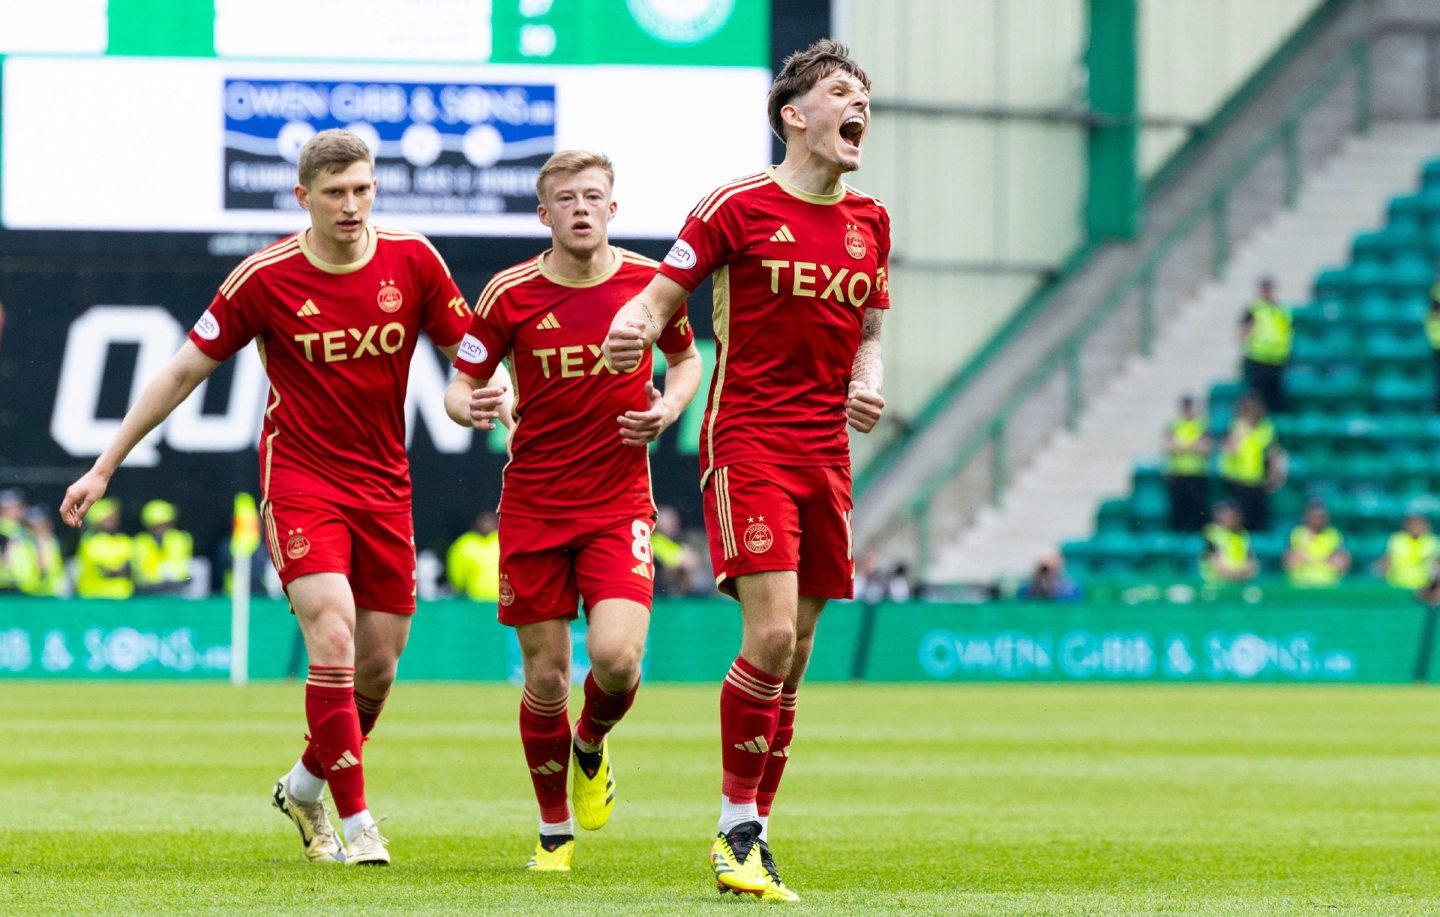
xmin=702 ymin=462 xmax=854 ymax=600
xmin=497 ymin=512 xmax=656 ymax=627
xmin=261 ymin=494 xmax=417 ymax=615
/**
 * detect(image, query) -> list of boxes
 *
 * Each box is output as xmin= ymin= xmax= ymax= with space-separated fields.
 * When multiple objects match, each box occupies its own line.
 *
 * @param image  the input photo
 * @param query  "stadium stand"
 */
xmin=1053 ymin=149 xmax=1440 ymax=585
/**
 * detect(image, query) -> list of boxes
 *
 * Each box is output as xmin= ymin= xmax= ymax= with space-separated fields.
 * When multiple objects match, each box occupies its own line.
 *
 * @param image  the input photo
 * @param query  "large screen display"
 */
xmin=0 ymin=0 xmax=771 ymax=238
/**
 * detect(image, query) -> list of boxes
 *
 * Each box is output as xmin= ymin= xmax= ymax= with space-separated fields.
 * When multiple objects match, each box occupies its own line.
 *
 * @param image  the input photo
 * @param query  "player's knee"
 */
xmin=308 ymin=622 xmax=354 ymax=665
xmin=590 ymin=639 xmax=644 ymax=691
xmin=354 ymin=655 xmax=398 ymax=693
xmin=750 ymin=620 xmax=797 ymax=672
xmin=524 ymin=655 xmax=570 ymax=701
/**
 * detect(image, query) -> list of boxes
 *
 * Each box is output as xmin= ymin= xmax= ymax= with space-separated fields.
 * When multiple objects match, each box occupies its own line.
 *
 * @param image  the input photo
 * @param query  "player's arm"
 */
xmin=603 ymin=274 xmax=690 ymax=373
xmin=846 ymin=307 xmax=886 ymax=434
xmin=60 ymin=341 xmax=221 ymax=528
xmin=445 ymin=364 xmax=513 ymax=431
xmin=618 ymin=341 xmax=703 ymax=447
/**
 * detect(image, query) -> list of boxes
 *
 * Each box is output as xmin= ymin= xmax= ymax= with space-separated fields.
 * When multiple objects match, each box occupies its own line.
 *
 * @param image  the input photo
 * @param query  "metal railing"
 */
xmin=906 ymin=38 xmax=1374 ymax=584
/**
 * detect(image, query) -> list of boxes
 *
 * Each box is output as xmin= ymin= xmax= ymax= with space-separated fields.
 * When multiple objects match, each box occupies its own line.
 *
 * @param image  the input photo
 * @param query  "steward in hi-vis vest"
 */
xmin=1239 ymin=276 xmax=1291 ymax=412
xmin=1200 ymin=501 xmax=1258 ymax=583
xmin=1164 ymin=393 xmax=1212 ymax=533
xmin=1283 ymin=500 xmax=1349 ymax=588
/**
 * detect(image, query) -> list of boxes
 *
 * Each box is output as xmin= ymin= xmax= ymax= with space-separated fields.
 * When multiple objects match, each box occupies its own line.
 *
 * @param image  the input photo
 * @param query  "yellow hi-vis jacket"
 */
xmin=1219 ymin=418 xmax=1275 ymax=487
xmin=447 ymin=530 xmax=500 ymax=601
xmin=1287 ymin=525 xmax=1344 ymax=587
xmin=133 ymin=529 xmax=194 ymax=588
xmin=1245 ymin=299 xmax=1292 ymax=365
xmin=1167 ymin=417 xmax=1209 ymax=477
xmin=1386 ymin=531 xmax=1438 ymax=590
xmin=1201 ymin=524 xmax=1251 ymax=582
xmin=76 ymin=531 xmax=134 ymax=599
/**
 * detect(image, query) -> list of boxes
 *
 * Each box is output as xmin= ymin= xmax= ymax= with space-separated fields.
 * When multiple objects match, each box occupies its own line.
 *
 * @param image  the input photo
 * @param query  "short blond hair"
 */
xmin=536 ymin=150 xmax=614 ymax=202
xmin=298 ymin=129 xmax=374 ymax=187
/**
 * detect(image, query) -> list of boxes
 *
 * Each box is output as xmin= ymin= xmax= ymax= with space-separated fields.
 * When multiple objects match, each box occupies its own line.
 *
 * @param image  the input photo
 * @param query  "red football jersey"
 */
xmin=454 ymin=246 xmax=694 ymax=519
xmin=657 ymin=166 xmax=891 ymax=484
xmin=188 ymin=226 xmax=471 ymax=510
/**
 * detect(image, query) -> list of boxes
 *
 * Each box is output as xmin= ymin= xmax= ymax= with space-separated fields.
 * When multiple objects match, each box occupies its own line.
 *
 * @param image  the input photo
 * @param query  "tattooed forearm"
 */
xmin=639 ymin=301 xmax=660 ymax=337
xmin=851 ymin=308 xmax=885 ymax=390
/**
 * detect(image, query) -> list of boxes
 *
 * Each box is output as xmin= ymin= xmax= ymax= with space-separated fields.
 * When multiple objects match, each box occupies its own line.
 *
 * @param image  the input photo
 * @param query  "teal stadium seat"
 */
xmin=1421 ymin=158 xmax=1440 ymax=192
xmin=1060 ymin=539 xmax=1094 ymax=579
xmin=1388 ymin=193 xmax=1428 ymax=236
xmin=1095 ymin=497 xmax=1131 ymax=534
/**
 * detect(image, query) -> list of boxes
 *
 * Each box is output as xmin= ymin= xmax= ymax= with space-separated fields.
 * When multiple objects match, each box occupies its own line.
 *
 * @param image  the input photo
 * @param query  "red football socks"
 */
xmin=756 ymin=690 xmax=798 ymax=817
xmin=304 ymin=665 xmax=366 ymax=817
xmin=519 ymin=686 xmax=572 ymax=823
xmin=719 ymin=656 xmax=784 ymax=804
xmin=355 ymin=689 xmax=388 ymax=737
xmin=575 ymin=672 xmax=637 ymax=749
xmin=299 ymin=686 xmax=389 ymax=779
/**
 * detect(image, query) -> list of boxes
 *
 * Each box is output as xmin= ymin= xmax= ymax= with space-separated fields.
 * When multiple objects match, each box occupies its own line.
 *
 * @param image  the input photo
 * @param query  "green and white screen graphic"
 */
xmin=0 ymin=0 xmax=771 ymax=237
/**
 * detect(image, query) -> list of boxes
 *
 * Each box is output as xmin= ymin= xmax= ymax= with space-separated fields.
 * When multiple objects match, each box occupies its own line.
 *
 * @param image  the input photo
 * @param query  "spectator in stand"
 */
xmin=1218 ymin=392 xmax=1286 ymax=532
xmin=133 ymin=500 xmax=194 ymax=595
xmin=1200 ymin=501 xmax=1258 ymax=583
xmin=0 ymin=488 xmax=26 ymax=593
xmin=651 ymin=505 xmax=695 ymax=597
xmin=446 ymin=510 xmax=500 ymax=602
xmin=75 ymin=498 xmax=133 ymax=599
xmin=1017 ymin=552 xmax=1082 ymax=601
xmin=1163 ymin=393 xmax=1212 ymax=533
xmin=1283 ymin=499 xmax=1350 ymax=588
xmin=1239 ymin=275 xmax=1291 ymax=412
xmin=18 ymin=505 xmax=65 ymax=596
xmin=1377 ymin=510 xmax=1438 ymax=590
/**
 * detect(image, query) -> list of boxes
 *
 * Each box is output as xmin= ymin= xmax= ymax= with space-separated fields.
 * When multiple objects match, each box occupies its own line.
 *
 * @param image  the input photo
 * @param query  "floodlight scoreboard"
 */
xmin=0 ymin=0 xmax=772 ymax=238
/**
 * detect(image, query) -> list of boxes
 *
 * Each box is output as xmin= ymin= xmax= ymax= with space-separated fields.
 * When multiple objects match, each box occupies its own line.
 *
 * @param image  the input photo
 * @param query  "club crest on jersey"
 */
xmin=743 ymin=517 xmax=774 ymax=555
xmin=845 ymin=225 xmax=867 ymax=260
xmin=285 ymin=529 xmax=311 ymax=560
xmin=377 ymin=280 xmax=403 ymax=314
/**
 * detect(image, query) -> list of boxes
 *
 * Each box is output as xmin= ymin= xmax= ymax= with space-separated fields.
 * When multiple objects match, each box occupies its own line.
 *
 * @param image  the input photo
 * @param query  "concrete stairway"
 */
xmin=933 ymin=121 xmax=1440 ymax=583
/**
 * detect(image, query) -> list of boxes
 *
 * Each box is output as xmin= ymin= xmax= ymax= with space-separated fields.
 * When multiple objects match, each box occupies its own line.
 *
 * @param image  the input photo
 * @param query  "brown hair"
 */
xmin=767 ymin=39 xmax=871 ymax=141
xmin=297 ymin=129 xmax=374 ymax=187
xmin=536 ymin=150 xmax=615 ymax=201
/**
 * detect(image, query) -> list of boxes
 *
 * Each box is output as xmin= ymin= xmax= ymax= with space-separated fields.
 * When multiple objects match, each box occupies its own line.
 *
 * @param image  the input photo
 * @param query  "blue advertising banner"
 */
xmin=223 ymin=78 xmax=557 ymax=215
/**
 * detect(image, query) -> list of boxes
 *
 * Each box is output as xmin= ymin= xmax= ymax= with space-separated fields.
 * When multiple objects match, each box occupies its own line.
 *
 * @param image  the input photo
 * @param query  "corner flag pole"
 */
xmin=231 ymin=492 xmax=261 ymax=687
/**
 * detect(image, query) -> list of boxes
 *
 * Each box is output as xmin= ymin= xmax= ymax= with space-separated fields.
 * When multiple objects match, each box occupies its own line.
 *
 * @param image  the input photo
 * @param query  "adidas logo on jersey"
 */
xmin=769 ymin=224 xmax=796 ymax=243
xmin=329 ymin=749 xmax=359 ymax=771
xmin=631 ymin=562 xmax=651 ymax=579
xmin=296 ymin=299 xmax=321 ymax=317
xmin=733 ymin=735 xmax=771 ymax=754
xmin=536 ymin=312 xmax=561 ymax=330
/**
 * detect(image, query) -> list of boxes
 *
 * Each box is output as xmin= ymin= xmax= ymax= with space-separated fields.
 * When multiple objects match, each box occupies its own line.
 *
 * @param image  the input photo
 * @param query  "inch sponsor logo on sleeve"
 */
xmin=458 ymin=334 xmax=488 ymax=365
xmin=194 ymin=310 xmax=221 ymax=341
xmin=663 ymin=240 xmax=697 ymax=270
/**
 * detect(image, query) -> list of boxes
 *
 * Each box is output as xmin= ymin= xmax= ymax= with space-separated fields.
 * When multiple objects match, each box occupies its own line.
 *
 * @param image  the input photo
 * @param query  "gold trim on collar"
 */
xmin=766 ymin=166 xmax=846 ymax=205
xmin=536 ymin=246 xmax=623 ymax=288
xmin=298 ymin=223 xmax=378 ymax=274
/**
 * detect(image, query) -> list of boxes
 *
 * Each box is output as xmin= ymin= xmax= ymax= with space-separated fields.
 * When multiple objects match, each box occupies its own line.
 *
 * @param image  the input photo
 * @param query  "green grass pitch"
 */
xmin=2 ymin=682 xmax=1438 ymax=914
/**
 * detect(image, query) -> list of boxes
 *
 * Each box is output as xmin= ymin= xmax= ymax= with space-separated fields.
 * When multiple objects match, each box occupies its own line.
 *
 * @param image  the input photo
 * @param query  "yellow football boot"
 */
xmin=757 ymin=840 xmax=800 ymax=901
xmin=571 ymin=739 xmax=616 ymax=831
xmin=525 ymin=834 xmax=574 ymax=872
xmin=709 ymin=821 xmax=768 ymax=897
